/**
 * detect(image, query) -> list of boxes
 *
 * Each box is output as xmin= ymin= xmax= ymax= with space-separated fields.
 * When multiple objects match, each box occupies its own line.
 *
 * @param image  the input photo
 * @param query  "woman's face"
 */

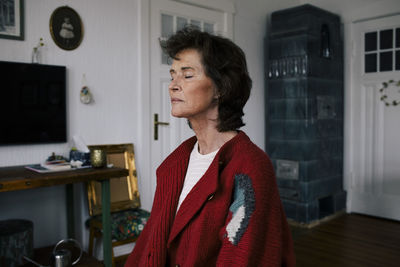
xmin=168 ymin=49 xmax=218 ymax=120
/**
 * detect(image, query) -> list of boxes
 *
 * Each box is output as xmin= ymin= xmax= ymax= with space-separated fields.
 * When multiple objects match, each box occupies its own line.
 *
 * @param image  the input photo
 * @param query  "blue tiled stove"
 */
xmin=266 ymin=4 xmax=346 ymax=224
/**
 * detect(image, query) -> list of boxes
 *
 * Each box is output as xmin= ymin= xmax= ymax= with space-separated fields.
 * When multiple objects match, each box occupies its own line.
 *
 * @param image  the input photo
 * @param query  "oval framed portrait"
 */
xmin=50 ymin=6 xmax=83 ymax=50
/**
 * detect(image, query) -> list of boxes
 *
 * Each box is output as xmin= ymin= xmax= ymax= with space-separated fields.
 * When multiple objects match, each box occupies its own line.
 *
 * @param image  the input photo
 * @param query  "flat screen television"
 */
xmin=0 ymin=61 xmax=67 ymax=145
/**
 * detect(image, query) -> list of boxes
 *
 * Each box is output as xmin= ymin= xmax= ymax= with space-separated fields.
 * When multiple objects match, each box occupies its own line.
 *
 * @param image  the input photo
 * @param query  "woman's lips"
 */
xmin=171 ymin=98 xmax=183 ymax=103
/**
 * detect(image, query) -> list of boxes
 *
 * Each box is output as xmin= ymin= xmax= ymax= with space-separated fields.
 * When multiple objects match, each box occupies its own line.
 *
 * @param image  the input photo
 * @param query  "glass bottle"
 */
xmin=31 ymin=47 xmax=40 ymax=64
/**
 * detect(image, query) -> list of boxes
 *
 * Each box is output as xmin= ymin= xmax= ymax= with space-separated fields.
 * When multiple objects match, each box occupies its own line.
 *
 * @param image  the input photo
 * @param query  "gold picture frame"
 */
xmin=87 ymin=143 xmax=140 ymax=216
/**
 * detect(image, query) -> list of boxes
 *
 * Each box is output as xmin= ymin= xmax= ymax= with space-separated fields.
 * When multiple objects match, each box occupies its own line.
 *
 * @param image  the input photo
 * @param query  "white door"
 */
xmin=148 ymin=0 xmax=233 ymax=201
xmin=347 ymin=15 xmax=400 ymax=220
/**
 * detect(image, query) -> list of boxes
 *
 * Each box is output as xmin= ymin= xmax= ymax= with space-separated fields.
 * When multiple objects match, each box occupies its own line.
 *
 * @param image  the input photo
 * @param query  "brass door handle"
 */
xmin=154 ymin=113 xmax=169 ymax=140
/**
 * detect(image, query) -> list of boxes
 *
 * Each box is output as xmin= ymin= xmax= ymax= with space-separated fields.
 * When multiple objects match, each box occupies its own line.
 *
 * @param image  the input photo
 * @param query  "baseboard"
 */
xmin=288 ymin=210 xmax=346 ymax=229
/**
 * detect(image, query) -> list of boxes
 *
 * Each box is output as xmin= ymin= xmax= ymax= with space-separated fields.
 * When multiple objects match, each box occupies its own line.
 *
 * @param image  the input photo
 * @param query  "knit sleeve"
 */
xmin=216 ymin=159 xmax=296 ymax=267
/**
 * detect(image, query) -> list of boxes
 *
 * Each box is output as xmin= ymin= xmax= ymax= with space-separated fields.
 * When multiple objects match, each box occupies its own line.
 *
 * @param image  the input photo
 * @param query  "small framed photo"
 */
xmin=0 ymin=0 xmax=24 ymax=40
xmin=50 ymin=6 xmax=83 ymax=50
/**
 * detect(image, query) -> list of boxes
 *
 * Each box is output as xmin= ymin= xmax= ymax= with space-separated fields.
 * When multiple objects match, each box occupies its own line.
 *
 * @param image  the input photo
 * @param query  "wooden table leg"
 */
xmin=101 ymin=179 xmax=112 ymax=267
xmin=66 ymin=184 xmax=75 ymax=238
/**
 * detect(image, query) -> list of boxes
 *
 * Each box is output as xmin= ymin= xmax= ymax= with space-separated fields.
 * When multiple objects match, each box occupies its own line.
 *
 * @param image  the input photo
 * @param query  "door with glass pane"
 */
xmin=347 ymin=15 xmax=400 ymax=220
xmin=149 ymin=0 xmax=231 ymax=200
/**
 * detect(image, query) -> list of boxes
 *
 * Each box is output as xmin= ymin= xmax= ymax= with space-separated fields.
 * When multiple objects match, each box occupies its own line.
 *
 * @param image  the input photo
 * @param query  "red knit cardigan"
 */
xmin=125 ymin=131 xmax=295 ymax=267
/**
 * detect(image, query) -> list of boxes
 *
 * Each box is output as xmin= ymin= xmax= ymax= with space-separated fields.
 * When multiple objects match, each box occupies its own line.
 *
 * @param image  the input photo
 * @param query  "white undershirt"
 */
xmin=176 ymin=142 xmax=219 ymax=212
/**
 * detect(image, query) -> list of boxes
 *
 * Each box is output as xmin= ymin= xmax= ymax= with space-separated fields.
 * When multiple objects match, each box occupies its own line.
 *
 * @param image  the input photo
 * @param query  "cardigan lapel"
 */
xmin=150 ymin=140 xmax=194 ymax=266
xmin=167 ymin=155 xmax=221 ymax=246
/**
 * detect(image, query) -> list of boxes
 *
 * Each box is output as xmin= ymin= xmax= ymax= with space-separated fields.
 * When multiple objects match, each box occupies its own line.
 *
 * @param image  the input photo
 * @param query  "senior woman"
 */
xmin=125 ymin=27 xmax=295 ymax=267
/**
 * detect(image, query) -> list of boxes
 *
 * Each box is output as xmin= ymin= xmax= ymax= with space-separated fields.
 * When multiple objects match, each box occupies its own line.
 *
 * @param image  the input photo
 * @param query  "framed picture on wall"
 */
xmin=50 ymin=6 xmax=83 ymax=50
xmin=0 ymin=0 xmax=24 ymax=40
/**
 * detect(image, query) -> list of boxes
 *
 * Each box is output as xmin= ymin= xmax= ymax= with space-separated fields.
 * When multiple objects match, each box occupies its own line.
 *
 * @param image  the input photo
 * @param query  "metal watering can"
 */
xmin=23 ymin=239 xmax=82 ymax=267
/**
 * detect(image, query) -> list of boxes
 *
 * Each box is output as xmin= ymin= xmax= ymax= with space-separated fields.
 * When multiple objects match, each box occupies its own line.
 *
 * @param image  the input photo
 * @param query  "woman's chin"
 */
xmin=171 ymin=111 xmax=186 ymax=118
xmin=171 ymin=108 xmax=191 ymax=118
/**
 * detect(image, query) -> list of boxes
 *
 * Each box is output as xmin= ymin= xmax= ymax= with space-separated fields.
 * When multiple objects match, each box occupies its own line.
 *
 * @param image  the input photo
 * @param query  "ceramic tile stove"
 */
xmin=266 ymin=4 xmax=346 ymax=224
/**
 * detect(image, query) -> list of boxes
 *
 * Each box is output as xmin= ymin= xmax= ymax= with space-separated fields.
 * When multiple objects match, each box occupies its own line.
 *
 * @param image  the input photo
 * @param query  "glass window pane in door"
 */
xmin=365 ymin=53 xmax=377 ymax=73
xmin=177 ymin=17 xmax=188 ymax=31
xmin=204 ymin=23 xmax=214 ymax=34
xmin=380 ymin=29 xmax=393 ymax=50
xmin=190 ymin=20 xmax=201 ymax=29
xmin=161 ymin=14 xmax=173 ymax=65
xmin=161 ymin=14 xmax=173 ymax=37
xmin=365 ymin=32 xmax=377 ymax=52
xmin=379 ymin=51 xmax=393 ymax=71
xmin=396 ymin=50 xmax=400 ymax=70
xmin=396 ymin=28 xmax=400 ymax=48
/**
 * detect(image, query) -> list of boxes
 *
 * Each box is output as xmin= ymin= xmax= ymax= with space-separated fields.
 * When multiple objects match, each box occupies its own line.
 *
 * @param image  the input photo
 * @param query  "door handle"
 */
xmin=154 ymin=113 xmax=169 ymax=140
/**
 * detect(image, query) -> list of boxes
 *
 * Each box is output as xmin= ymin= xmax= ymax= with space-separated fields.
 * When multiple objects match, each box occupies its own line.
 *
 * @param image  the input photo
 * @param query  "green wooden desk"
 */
xmin=0 ymin=165 xmax=128 ymax=267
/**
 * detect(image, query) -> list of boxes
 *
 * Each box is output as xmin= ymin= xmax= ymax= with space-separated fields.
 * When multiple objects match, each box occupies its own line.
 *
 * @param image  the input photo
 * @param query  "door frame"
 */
xmin=344 ymin=14 xmax=400 ymax=220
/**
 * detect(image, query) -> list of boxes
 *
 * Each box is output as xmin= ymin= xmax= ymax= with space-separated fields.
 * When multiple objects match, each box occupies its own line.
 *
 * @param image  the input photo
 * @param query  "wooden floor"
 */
xmin=292 ymin=213 xmax=400 ymax=267
xmin=116 ymin=213 xmax=400 ymax=267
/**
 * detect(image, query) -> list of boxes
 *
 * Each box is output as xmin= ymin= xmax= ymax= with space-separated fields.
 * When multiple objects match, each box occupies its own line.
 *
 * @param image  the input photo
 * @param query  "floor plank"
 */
xmin=292 ymin=213 xmax=400 ymax=267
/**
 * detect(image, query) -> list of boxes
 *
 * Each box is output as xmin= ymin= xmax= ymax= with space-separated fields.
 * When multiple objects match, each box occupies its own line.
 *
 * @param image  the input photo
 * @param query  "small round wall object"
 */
xmin=80 ymin=86 xmax=92 ymax=104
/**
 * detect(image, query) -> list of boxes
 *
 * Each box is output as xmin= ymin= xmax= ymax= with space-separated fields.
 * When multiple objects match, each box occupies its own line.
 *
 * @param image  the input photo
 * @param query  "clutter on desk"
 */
xmin=70 ymin=134 xmax=91 ymax=168
xmin=25 ymin=163 xmax=71 ymax=173
xmin=46 ymin=152 xmax=68 ymax=163
xmin=69 ymin=148 xmax=91 ymax=168
xmin=72 ymin=135 xmax=90 ymax=153
xmin=23 ymin=134 xmax=115 ymax=173
xmin=25 ymin=149 xmax=88 ymax=173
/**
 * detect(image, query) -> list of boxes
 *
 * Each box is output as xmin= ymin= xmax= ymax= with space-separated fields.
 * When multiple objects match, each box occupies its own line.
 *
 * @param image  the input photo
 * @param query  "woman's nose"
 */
xmin=169 ymin=79 xmax=180 ymax=91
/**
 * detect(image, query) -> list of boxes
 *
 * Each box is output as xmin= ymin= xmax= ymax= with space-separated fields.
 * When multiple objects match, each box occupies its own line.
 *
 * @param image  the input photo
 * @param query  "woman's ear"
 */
xmin=213 ymin=86 xmax=220 ymax=100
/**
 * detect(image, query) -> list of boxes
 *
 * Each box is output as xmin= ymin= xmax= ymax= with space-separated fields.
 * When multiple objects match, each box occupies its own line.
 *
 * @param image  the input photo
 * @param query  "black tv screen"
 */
xmin=0 ymin=61 xmax=67 ymax=145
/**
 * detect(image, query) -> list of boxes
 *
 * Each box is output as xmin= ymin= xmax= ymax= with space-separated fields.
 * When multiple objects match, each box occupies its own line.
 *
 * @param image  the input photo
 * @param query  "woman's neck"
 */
xmin=190 ymin=121 xmax=237 ymax=154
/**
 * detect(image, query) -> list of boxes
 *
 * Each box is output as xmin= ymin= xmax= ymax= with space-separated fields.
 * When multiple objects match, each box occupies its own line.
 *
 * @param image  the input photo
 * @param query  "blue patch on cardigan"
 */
xmin=226 ymin=174 xmax=255 ymax=245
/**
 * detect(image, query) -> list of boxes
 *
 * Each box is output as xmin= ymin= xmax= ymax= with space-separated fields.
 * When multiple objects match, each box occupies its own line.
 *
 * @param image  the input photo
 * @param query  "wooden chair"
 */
xmin=86 ymin=143 xmax=150 ymax=267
